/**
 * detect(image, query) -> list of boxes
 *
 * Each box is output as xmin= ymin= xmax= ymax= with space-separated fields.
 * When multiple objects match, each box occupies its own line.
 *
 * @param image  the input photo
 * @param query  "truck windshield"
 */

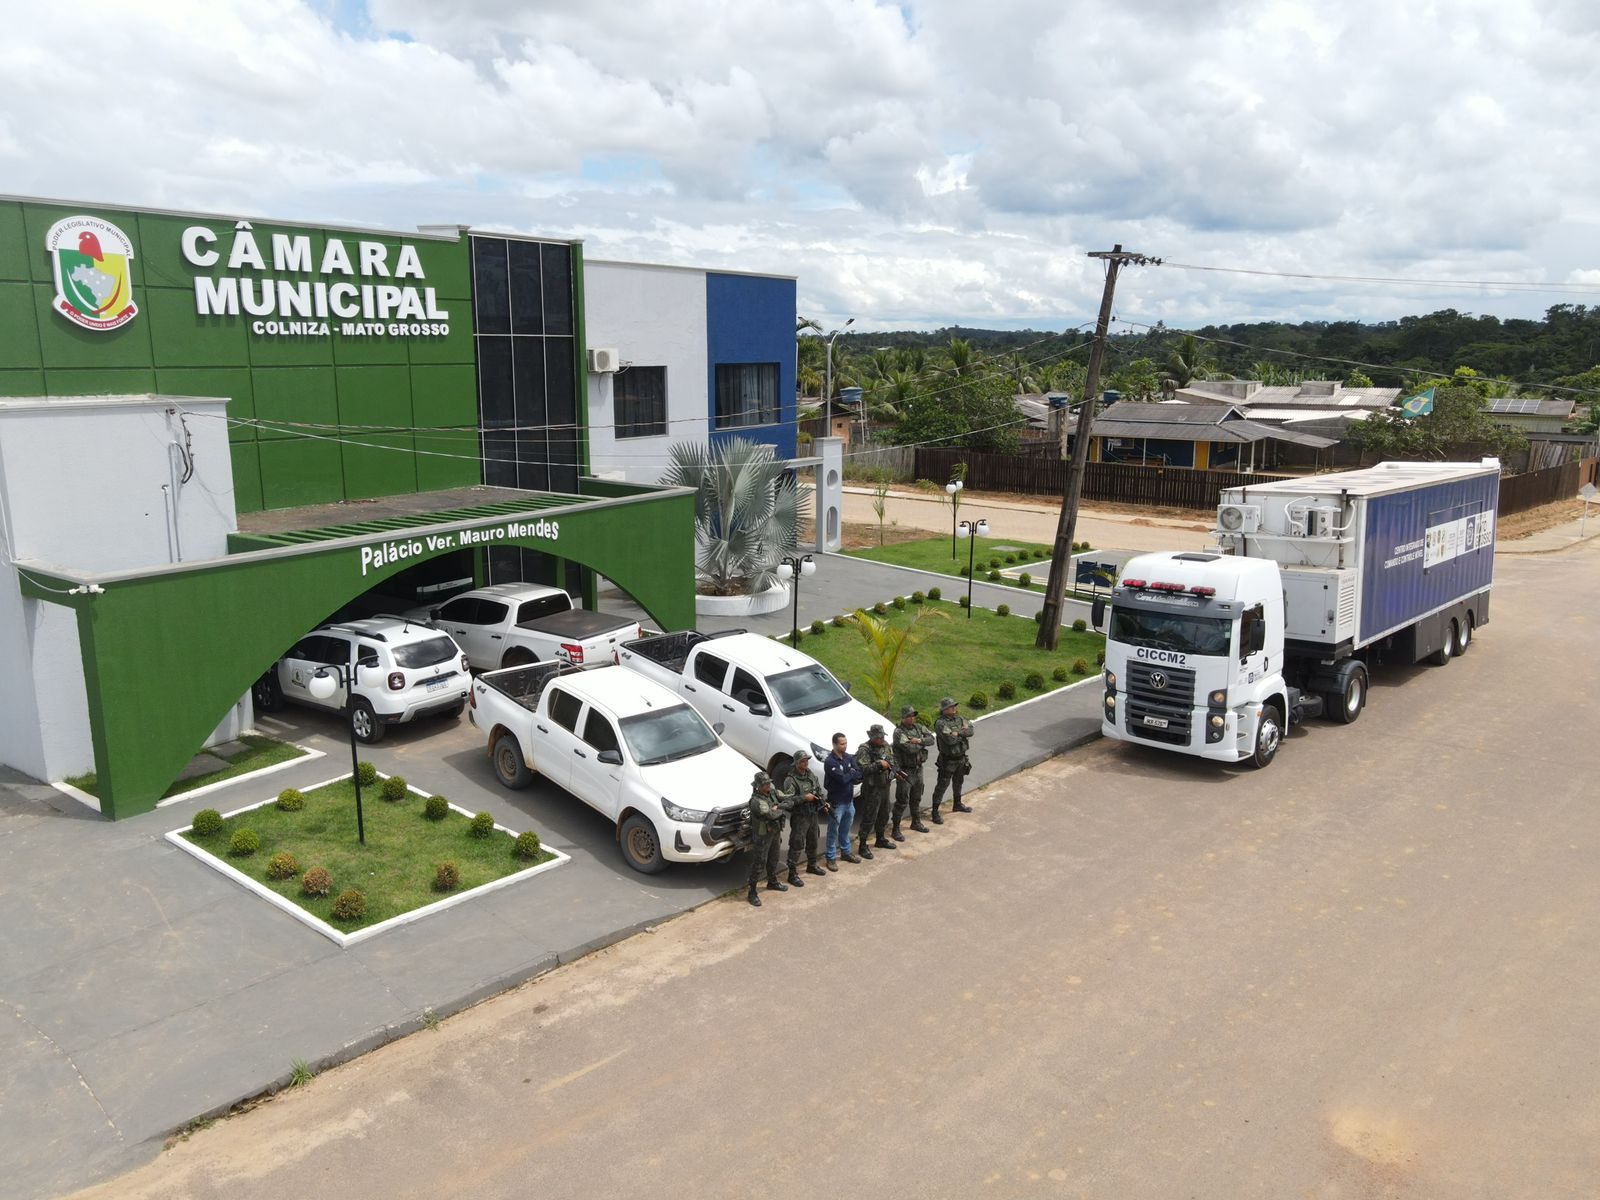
xmin=768 ymin=666 xmax=849 ymax=717
xmin=1109 ymin=608 xmax=1231 ymax=656
xmin=620 ymin=705 xmax=720 ymax=766
xmin=392 ymin=636 xmax=460 ymax=669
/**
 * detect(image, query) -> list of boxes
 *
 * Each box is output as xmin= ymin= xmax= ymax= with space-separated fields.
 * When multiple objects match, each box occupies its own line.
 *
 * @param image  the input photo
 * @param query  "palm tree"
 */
xmin=1162 ymin=334 xmax=1214 ymax=390
xmin=943 ymin=336 xmax=975 ymax=377
xmin=660 ymin=438 xmax=805 ymax=596
xmin=850 ymin=606 xmax=949 ymax=714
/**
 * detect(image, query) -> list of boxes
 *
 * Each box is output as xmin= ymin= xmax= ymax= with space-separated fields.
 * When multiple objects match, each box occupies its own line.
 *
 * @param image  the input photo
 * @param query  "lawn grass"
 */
xmin=795 ymin=598 xmax=1103 ymax=718
xmin=65 ymin=734 xmax=308 ymax=800
xmin=180 ymin=778 xmax=554 ymax=931
xmin=844 ymin=535 xmax=1107 ymax=596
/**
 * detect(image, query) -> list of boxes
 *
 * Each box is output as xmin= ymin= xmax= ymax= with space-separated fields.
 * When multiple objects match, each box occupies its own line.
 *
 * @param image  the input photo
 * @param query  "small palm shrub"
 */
xmin=1071 ymin=658 xmax=1091 ymax=676
xmin=192 ymin=809 xmax=224 ymax=836
xmin=301 ymin=866 xmax=333 ymax=897
xmin=381 ymin=775 xmax=408 ymax=803
xmin=997 ymin=681 xmax=1017 ymax=700
xmin=424 ymin=795 xmax=449 ymax=822
xmin=433 ymin=862 xmax=460 ymax=892
xmin=514 ymin=831 xmax=542 ymax=860
xmin=229 ymin=828 xmax=260 ymax=856
xmin=331 ymin=889 xmax=367 ymax=921
xmin=276 ymin=788 xmax=305 ymax=812
xmin=267 ymin=852 xmax=299 ymax=880
xmin=967 ymin=691 xmax=989 ymax=710
xmin=469 ymin=812 xmax=496 ymax=839
xmin=996 ymin=603 xmax=1011 ymax=617
xmin=1024 ymin=672 xmax=1046 ymax=690
xmin=357 ymin=761 xmax=378 ymax=786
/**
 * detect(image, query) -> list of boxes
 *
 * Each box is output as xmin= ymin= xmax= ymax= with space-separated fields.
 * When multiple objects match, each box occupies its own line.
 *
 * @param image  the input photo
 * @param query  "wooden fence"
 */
xmin=1497 ymin=460 xmax=1582 ymax=516
xmin=913 ymin=448 xmax=1290 ymax=510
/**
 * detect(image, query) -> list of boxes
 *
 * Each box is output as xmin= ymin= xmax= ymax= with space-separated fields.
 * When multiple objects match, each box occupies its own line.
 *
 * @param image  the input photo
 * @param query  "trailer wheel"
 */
xmin=1330 ymin=667 xmax=1366 ymax=725
xmin=1458 ymin=614 xmax=1473 ymax=653
xmin=1428 ymin=620 xmax=1458 ymax=667
xmin=620 ymin=813 xmax=667 ymax=874
xmin=492 ymin=734 xmax=533 ymax=790
xmin=1251 ymin=705 xmax=1282 ymax=769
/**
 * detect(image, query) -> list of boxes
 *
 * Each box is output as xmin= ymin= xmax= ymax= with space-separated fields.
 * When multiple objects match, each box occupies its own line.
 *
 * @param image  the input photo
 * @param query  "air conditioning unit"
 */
xmin=1217 ymin=503 xmax=1262 ymax=534
xmin=588 ymin=347 xmax=620 ymax=374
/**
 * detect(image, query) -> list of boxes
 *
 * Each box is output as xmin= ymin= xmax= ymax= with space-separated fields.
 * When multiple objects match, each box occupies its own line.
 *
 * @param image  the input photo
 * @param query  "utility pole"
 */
xmin=1036 ymin=245 xmax=1160 ymax=650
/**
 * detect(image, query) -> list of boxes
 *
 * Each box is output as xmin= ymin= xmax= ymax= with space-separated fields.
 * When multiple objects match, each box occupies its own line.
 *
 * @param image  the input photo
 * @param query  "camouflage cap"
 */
xmin=792 ymin=748 xmax=812 ymax=763
xmin=868 ymin=723 xmax=887 ymax=738
xmin=900 ymin=705 xmax=918 ymax=719
xmin=752 ymin=770 xmax=772 ymax=787
xmin=939 ymin=696 xmax=959 ymax=710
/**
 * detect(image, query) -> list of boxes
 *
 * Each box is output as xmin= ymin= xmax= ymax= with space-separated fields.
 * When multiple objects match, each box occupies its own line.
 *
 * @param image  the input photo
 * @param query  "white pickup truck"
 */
xmin=617 ymin=630 xmax=885 ymax=785
xmin=469 ymin=662 xmax=753 ymax=874
xmin=408 ymin=582 xmax=640 ymax=672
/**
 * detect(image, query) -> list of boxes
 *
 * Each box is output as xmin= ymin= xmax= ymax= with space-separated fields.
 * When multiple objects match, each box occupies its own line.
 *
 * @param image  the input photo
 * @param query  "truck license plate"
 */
xmin=1142 ymin=715 xmax=1169 ymax=729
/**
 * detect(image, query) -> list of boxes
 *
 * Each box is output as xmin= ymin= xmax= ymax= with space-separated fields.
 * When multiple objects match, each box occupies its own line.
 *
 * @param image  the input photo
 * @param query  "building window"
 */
xmin=614 ymin=366 xmax=668 ymax=438
xmin=715 ymin=363 xmax=780 ymax=429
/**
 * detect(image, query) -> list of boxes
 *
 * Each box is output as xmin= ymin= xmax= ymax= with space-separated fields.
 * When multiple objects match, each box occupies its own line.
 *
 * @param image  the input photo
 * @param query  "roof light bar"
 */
xmin=1148 ymin=581 xmax=1185 ymax=592
xmin=1189 ymin=585 xmax=1216 ymax=596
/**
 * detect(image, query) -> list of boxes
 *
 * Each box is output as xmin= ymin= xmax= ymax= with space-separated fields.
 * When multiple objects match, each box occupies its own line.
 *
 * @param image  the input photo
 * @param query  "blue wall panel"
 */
xmin=705 ymin=272 xmax=797 ymax=459
xmin=1359 ymin=473 xmax=1499 ymax=643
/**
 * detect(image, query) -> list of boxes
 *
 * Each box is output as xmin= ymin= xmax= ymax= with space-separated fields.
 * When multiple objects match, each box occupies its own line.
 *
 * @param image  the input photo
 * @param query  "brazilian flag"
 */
xmin=1399 ymin=387 xmax=1435 ymax=419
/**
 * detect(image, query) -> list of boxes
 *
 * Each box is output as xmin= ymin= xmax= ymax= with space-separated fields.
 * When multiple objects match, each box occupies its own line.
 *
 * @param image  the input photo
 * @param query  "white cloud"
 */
xmin=2 ymin=0 xmax=1599 ymax=332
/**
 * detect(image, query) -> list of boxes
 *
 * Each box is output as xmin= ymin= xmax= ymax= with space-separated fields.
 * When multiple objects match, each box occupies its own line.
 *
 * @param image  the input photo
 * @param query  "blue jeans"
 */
xmin=825 ymin=799 xmax=855 ymax=861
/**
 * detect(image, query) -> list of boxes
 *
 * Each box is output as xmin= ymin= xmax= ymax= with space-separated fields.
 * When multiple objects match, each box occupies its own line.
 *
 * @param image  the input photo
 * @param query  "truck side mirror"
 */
xmin=597 ymin=749 xmax=623 ymax=766
xmin=1090 ymin=598 xmax=1106 ymax=631
xmin=749 ymin=703 xmax=771 ymax=717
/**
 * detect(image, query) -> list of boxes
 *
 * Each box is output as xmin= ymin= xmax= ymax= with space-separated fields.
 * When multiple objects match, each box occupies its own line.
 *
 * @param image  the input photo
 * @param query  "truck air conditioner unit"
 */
xmin=1217 ymin=504 xmax=1261 ymax=534
xmin=588 ymin=348 xmax=620 ymax=374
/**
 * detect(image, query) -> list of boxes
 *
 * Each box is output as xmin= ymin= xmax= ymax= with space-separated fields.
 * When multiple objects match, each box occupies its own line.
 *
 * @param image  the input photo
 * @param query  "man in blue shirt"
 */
xmin=822 ymin=732 xmax=862 ymax=870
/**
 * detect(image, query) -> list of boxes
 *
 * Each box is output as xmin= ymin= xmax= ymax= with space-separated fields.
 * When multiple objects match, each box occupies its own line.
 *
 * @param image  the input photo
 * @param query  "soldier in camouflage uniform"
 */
xmin=928 ymin=696 xmax=976 ymax=821
xmin=855 ymin=724 xmax=897 ymax=856
xmin=746 ymin=770 xmax=788 ymax=906
xmin=891 ymin=704 xmax=934 ymax=838
xmin=780 ymin=748 xmax=828 ymax=885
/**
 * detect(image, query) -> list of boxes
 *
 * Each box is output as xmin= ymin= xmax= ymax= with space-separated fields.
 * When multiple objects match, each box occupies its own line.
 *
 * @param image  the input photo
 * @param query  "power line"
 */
xmin=1160 ymin=260 xmax=1600 ymax=297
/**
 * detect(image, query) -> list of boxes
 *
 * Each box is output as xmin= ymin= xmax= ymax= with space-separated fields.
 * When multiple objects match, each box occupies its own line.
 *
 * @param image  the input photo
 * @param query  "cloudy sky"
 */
xmin=5 ymin=0 xmax=1600 ymax=332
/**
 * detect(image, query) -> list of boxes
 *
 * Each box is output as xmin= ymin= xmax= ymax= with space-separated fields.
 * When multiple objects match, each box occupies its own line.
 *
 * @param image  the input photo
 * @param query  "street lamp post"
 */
xmin=309 ymin=664 xmax=366 ymax=844
xmin=776 ymin=554 xmax=816 ymax=646
xmin=945 ymin=477 xmax=964 ymax=558
xmin=956 ymin=518 xmax=990 ymax=620
xmin=823 ymin=318 xmax=855 ymax=433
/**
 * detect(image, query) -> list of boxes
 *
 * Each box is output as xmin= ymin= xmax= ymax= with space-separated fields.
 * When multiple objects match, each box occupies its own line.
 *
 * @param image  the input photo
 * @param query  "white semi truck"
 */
xmin=1096 ymin=461 xmax=1499 ymax=768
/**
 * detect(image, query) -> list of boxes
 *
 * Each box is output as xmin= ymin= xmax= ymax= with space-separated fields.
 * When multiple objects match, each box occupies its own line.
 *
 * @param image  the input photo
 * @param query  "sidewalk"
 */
xmin=1495 ymin=510 xmax=1600 ymax=555
xmin=1 ymin=556 xmax=1104 ymax=1200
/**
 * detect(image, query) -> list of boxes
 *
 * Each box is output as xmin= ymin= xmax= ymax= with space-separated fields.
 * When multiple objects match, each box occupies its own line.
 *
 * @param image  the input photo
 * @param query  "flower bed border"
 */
xmin=164 ymin=772 xmax=570 ymax=949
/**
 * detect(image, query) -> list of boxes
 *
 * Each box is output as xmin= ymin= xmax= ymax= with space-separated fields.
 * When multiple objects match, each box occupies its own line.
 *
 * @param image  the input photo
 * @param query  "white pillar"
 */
xmin=814 ymin=437 xmax=843 ymax=553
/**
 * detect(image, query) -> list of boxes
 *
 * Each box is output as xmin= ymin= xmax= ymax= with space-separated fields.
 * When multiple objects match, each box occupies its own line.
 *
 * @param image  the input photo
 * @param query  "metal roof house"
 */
xmin=1481 ymin=396 xmax=1576 ymax=435
xmin=1089 ymin=401 xmax=1337 ymax=471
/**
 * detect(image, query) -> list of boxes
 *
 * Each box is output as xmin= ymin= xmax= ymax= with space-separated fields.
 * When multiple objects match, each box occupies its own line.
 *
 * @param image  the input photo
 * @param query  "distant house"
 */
xmin=1482 ymin=396 xmax=1576 ymax=435
xmin=1088 ymin=402 xmax=1337 ymax=471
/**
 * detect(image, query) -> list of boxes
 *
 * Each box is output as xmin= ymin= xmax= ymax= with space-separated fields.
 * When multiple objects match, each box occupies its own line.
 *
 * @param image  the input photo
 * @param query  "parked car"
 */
xmin=407 ymin=583 xmax=640 ymax=671
xmin=617 ymin=630 xmax=885 ymax=786
xmin=252 ymin=616 xmax=470 ymax=743
xmin=470 ymin=662 xmax=751 ymax=873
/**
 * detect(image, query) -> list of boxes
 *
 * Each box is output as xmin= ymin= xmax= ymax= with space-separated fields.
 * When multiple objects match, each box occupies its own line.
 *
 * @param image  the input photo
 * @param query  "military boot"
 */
xmin=891 ymin=820 xmax=906 ymax=842
xmin=910 ymin=811 xmax=930 ymax=833
xmin=766 ymin=877 xmax=789 ymax=892
xmin=858 ymin=838 xmax=874 ymax=860
xmin=787 ymin=868 xmax=805 ymax=887
xmin=930 ymin=803 xmax=945 ymax=824
xmin=747 ymin=885 xmax=761 ymax=907
xmin=807 ymin=861 xmax=827 ymax=877
xmin=953 ymin=798 xmax=973 ymax=813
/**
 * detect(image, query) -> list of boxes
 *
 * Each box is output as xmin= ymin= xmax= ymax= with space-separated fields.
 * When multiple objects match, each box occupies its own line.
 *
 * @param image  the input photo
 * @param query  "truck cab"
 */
xmin=1098 ymin=552 xmax=1292 ymax=768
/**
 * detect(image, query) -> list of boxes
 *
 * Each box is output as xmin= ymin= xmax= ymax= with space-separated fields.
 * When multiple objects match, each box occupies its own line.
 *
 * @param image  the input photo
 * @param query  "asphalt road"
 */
xmin=74 ymin=540 xmax=1600 ymax=1200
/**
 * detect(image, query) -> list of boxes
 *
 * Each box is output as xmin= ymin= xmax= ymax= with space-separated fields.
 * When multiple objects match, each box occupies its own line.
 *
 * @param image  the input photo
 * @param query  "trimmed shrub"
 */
xmin=987 ymin=569 xmax=1002 ymax=582
xmin=988 ymin=557 xmax=1002 ymax=569
xmin=301 ymin=866 xmax=334 ymax=897
xmin=381 ymin=775 xmax=408 ymax=803
xmin=356 ymin=761 xmax=378 ymax=787
xmin=997 ymin=681 xmax=1017 ymax=700
xmin=790 ymin=628 xmax=804 ymax=642
xmin=810 ymin=619 xmax=826 ymax=635
xmin=1019 ymin=572 xmax=1032 ymax=588
xmin=228 ymin=828 xmax=260 ymax=856
xmin=266 ymin=852 xmax=299 ymax=880
xmin=433 ymin=862 xmax=460 ymax=892
xmin=968 ymin=691 xmax=989 ymax=710
xmin=192 ymin=808 xmax=224 ymax=837
xmin=892 ymin=596 xmax=907 ymax=610
xmin=1071 ymin=618 xmax=1088 ymax=632
xmin=928 ymin=586 xmax=942 ymax=601
xmin=831 ymin=614 xmax=848 ymax=628
xmin=514 ymin=830 xmax=542 ymax=860
xmin=330 ymin=889 xmax=367 ymax=921
xmin=424 ymin=795 xmax=449 ymax=822
xmin=996 ymin=603 xmax=1011 ymax=617
xmin=1071 ymin=658 xmax=1091 ymax=676
xmin=469 ymin=812 xmax=496 ymax=839
xmin=1004 ymin=553 xmax=1017 ymax=564
xmin=275 ymin=788 xmax=305 ymax=812
xmin=1033 ymin=610 xmax=1045 ymax=624
xmin=911 ymin=591 xmax=926 ymax=605
xmin=958 ymin=565 xmax=970 ymax=577
xmin=1024 ymin=671 xmax=1046 ymax=690
xmin=873 ymin=602 xmax=889 ymax=615
xmin=958 ymin=595 xmax=970 ymax=609
xmin=1036 ymin=548 xmax=1049 ymax=559
xmin=1096 ymin=650 xmax=1106 ymax=667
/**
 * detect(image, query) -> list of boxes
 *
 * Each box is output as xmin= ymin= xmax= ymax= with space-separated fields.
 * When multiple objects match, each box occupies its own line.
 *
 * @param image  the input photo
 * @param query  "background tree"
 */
xmin=850 ymin=606 xmax=949 ymax=716
xmin=1349 ymin=388 xmax=1528 ymax=463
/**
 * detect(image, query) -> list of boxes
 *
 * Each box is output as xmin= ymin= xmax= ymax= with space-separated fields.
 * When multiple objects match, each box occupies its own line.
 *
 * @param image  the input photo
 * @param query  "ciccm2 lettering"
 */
xmin=1135 ymin=648 xmax=1188 ymax=664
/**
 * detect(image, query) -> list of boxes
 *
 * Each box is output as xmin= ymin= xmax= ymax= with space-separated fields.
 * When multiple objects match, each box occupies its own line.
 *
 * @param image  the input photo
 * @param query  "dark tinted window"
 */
xmin=477 ymin=337 xmax=514 ymax=428
xmin=715 ymin=363 xmax=780 ymax=428
xmin=392 ymin=636 xmax=458 ymax=669
xmin=357 ymin=644 xmax=381 ymax=668
xmin=438 ymin=597 xmax=482 ymax=624
xmin=693 ymin=652 xmax=729 ymax=690
xmin=730 ymin=668 xmax=766 ymax=709
xmin=477 ymin=600 xmax=510 ymax=625
xmin=471 ymin=238 xmax=509 ymax=335
xmin=517 ymin=595 xmax=570 ymax=623
xmin=548 ymin=687 xmax=583 ymax=732
xmin=583 ymin=711 xmax=620 ymax=754
xmin=540 ymin=243 xmax=572 ymax=335
xmin=508 ymin=239 xmax=544 ymax=336
xmin=615 ymin=367 xmax=667 ymax=438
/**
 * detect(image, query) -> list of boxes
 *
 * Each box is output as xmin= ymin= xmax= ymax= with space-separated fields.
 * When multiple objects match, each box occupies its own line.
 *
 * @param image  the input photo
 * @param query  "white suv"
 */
xmin=253 ymin=617 xmax=471 ymax=743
